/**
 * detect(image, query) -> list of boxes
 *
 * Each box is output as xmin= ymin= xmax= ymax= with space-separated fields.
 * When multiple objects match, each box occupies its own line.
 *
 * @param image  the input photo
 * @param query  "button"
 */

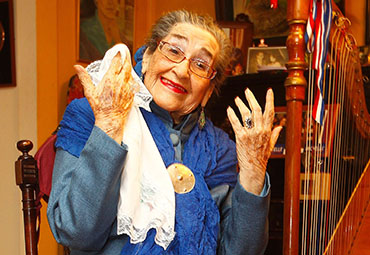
xmin=167 ymin=163 xmax=195 ymax=194
xmin=169 ymin=133 xmax=180 ymax=146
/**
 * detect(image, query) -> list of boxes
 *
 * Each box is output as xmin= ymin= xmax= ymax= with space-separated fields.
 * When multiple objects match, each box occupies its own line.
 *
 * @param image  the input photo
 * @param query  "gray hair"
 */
xmin=145 ymin=10 xmax=232 ymax=94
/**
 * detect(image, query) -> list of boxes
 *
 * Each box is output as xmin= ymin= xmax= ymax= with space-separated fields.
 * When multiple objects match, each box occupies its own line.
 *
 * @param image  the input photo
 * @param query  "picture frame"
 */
xmin=270 ymin=106 xmax=287 ymax=158
xmin=237 ymin=0 xmax=289 ymax=39
xmin=218 ymin=21 xmax=253 ymax=76
xmin=246 ymin=46 xmax=288 ymax=74
xmin=77 ymin=0 xmax=134 ymax=63
xmin=0 ymin=0 xmax=16 ymax=87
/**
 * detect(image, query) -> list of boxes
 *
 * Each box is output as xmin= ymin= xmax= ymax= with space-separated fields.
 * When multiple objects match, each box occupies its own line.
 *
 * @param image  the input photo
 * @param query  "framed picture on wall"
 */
xmin=77 ymin=0 xmax=134 ymax=63
xmin=246 ymin=46 xmax=288 ymax=74
xmin=0 ymin=0 xmax=16 ymax=87
xmin=218 ymin=21 xmax=253 ymax=76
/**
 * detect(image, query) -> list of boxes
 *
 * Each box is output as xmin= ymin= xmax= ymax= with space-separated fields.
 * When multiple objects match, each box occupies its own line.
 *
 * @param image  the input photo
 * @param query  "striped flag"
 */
xmin=305 ymin=0 xmax=332 ymax=125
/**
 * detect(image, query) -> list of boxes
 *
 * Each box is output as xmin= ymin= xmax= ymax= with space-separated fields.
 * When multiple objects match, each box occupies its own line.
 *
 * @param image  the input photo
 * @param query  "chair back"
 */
xmin=15 ymin=140 xmax=39 ymax=255
xmin=15 ymin=139 xmax=70 ymax=255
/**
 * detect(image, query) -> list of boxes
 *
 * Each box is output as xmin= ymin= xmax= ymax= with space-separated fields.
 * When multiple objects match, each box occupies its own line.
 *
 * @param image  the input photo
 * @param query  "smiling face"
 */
xmin=142 ymin=23 xmax=220 ymax=123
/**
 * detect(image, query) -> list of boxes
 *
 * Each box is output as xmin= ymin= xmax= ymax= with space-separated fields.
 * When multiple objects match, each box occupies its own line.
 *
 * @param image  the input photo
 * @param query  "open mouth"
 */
xmin=160 ymin=77 xmax=188 ymax=94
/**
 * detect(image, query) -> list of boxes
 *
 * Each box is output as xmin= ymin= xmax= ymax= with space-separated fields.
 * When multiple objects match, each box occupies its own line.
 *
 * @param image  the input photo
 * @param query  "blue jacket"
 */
xmin=47 ymin=99 xmax=271 ymax=254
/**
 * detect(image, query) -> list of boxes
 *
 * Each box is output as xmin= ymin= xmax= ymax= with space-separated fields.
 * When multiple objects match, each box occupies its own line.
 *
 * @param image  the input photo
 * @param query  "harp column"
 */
xmin=283 ymin=0 xmax=309 ymax=254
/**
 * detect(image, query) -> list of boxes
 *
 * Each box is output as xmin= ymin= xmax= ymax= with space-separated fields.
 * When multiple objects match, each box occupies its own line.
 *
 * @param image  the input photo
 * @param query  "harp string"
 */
xmin=301 ymin=53 xmax=314 ymax=255
xmin=324 ymin=22 xmax=350 ymax=253
xmin=327 ymin=26 xmax=342 ymax=251
xmin=301 ymin=11 xmax=360 ymax=254
xmin=296 ymin=2 xmax=370 ymax=253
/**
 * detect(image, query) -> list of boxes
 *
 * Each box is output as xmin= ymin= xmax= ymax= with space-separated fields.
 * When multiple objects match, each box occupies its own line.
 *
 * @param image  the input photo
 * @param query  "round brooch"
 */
xmin=167 ymin=163 xmax=195 ymax=194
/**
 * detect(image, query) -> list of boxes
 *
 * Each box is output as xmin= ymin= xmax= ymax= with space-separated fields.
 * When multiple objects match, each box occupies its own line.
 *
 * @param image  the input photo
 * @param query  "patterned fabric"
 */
xmin=305 ymin=0 xmax=332 ymax=124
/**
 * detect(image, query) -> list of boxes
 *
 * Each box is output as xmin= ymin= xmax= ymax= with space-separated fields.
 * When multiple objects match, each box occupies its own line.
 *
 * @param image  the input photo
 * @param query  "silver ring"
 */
xmin=245 ymin=117 xmax=253 ymax=129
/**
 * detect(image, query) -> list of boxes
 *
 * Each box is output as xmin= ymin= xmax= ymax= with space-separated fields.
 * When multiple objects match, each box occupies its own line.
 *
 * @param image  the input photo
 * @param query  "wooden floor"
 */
xmin=350 ymin=202 xmax=370 ymax=255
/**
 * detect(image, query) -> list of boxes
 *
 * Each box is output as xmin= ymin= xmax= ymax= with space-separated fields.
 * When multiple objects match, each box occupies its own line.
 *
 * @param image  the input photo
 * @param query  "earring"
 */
xmin=198 ymin=107 xmax=206 ymax=130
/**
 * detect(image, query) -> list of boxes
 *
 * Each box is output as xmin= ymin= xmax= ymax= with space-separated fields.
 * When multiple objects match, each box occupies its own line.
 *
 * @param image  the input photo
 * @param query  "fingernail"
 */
xmin=73 ymin=65 xmax=82 ymax=73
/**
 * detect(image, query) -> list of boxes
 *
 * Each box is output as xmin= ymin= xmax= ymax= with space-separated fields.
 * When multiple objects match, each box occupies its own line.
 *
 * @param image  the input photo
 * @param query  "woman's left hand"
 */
xmin=227 ymin=88 xmax=282 ymax=195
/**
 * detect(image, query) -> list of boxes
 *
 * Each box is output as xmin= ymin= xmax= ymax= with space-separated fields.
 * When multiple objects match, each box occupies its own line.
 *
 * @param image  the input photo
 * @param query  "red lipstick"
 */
xmin=160 ymin=77 xmax=187 ymax=94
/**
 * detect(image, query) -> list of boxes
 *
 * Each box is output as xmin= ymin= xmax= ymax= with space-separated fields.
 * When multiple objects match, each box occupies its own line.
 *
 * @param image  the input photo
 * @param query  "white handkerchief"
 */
xmin=86 ymin=44 xmax=176 ymax=249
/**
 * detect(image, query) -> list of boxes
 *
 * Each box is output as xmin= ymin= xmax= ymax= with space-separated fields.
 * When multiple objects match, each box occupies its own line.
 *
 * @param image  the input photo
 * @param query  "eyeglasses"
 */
xmin=157 ymin=41 xmax=217 ymax=79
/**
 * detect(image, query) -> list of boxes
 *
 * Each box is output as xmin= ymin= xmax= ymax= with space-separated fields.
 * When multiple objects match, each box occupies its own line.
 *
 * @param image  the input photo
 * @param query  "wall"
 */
xmin=0 ymin=0 xmax=37 ymax=254
xmin=36 ymin=0 xmax=81 ymax=253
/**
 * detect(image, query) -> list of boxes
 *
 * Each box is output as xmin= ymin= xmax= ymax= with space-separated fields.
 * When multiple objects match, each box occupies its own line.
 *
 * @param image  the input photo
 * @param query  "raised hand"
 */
xmin=74 ymin=52 xmax=135 ymax=144
xmin=227 ymin=88 xmax=282 ymax=195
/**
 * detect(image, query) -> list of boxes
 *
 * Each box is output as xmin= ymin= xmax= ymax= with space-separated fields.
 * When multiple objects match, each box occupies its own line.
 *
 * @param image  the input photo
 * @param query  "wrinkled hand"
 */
xmin=227 ymin=88 xmax=282 ymax=195
xmin=74 ymin=52 xmax=134 ymax=144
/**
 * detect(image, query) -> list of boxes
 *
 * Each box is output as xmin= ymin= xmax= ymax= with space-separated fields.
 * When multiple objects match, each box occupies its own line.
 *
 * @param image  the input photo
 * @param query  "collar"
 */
xmin=149 ymin=101 xmax=201 ymax=136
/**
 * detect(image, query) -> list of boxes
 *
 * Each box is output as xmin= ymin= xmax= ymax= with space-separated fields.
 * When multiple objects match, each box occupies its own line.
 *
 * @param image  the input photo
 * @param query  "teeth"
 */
xmin=162 ymin=77 xmax=186 ymax=92
xmin=163 ymin=78 xmax=172 ymax=85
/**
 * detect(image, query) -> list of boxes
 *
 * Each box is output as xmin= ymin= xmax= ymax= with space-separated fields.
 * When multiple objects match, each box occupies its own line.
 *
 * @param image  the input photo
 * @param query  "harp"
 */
xmin=283 ymin=0 xmax=370 ymax=254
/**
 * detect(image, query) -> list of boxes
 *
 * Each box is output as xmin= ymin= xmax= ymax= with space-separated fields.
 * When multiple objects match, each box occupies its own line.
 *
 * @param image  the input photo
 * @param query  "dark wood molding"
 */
xmin=0 ymin=0 xmax=16 ymax=87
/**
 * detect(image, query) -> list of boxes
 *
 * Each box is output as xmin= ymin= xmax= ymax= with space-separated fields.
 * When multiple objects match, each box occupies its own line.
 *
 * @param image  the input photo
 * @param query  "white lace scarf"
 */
xmin=86 ymin=44 xmax=176 ymax=249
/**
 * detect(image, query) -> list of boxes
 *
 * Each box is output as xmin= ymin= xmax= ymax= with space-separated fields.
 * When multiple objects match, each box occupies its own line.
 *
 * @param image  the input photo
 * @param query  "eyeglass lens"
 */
xmin=159 ymin=41 xmax=215 ymax=79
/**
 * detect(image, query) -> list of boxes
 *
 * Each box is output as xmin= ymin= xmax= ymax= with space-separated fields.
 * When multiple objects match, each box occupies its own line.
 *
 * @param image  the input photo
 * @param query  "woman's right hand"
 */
xmin=74 ymin=52 xmax=135 ymax=144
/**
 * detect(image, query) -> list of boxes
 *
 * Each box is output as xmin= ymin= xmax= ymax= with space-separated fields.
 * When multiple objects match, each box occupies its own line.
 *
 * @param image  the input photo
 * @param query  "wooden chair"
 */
xmin=15 ymin=139 xmax=69 ymax=255
xmin=15 ymin=140 xmax=39 ymax=255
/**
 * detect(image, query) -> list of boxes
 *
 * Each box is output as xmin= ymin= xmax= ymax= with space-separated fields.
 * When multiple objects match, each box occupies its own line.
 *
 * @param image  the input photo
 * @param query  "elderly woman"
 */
xmin=47 ymin=10 xmax=281 ymax=255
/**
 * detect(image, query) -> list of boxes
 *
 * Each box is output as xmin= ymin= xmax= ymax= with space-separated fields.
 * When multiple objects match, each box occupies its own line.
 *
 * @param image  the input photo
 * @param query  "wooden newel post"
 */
xmin=284 ymin=0 xmax=309 ymax=254
xmin=15 ymin=140 xmax=39 ymax=255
